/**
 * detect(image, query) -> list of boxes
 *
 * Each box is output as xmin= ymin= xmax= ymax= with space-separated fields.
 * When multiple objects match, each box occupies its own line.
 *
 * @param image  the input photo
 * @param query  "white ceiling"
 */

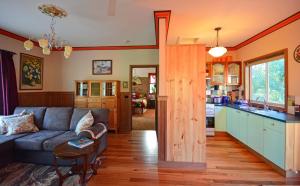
xmin=0 ymin=0 xmax=299 ymax=47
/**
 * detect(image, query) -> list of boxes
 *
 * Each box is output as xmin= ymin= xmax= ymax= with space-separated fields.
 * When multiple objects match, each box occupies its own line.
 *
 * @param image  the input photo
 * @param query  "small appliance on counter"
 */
xmin=212 ymin=96 xmax=222 ymax=104
xmin=221 ymin=96 xmax=231 ymax=105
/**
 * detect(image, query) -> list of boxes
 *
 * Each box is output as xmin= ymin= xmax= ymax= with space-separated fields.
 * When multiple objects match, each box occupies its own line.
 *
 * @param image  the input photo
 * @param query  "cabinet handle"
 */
xmin=272 ymin=123 xmax=275 ymax=126
xmin=263 ymin=129 xmax=266 ymax=131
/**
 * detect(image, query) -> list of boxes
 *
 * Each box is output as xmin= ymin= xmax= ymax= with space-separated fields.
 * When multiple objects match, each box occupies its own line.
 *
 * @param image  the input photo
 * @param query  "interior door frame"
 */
xmin=129 ymin=65 xmax=159 ymax=131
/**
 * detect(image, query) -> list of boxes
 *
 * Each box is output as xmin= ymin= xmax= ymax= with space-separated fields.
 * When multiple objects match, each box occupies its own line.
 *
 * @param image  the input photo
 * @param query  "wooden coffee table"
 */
xmin=53 ymin=140 xmax=100 ymax=186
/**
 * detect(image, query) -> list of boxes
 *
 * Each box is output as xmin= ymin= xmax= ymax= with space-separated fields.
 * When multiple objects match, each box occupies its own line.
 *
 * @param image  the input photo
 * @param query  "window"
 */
xmin=247 ymin=50 xmax=287 ymax=109
xmin=246 ymin=50 xmax=287 ymax=108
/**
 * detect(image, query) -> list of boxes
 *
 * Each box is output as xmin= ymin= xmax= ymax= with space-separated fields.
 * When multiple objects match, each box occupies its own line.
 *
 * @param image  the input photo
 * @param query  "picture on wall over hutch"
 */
xmin=75 ymin=80 xmax=120 ymax=133
xmin=92 ymin=60 xmax=112 ymax=75
xmin=206 ymin=61 xmax=242 ymax=86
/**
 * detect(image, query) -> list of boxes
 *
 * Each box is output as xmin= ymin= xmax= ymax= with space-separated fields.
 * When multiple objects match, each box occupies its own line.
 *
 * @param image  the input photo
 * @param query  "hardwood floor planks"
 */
xmin=88 ymin=130 xmax=300 ymax=186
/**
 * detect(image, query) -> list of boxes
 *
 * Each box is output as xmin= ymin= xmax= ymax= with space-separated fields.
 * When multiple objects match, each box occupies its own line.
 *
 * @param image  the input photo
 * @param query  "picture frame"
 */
xmin=20 ymin=53 xmax=43 ymax=90
xmin=294 ymin=44 xmax=300 ymax=63
xmin=122 ymin=81 xmax=128 ymax=89
xmin=92 ymin=60 xmax=112 ymax=75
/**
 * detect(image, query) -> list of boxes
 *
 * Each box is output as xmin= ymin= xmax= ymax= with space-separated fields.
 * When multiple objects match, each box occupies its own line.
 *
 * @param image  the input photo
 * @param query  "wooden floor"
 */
xmin=89 ymin=131 xmax=300 ymax=186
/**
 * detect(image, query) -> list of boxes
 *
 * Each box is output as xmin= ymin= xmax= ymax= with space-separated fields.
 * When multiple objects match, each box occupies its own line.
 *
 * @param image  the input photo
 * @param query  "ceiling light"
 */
xmin=24 ymin=4 xmax=72 ymax=58
xmin=208 ymin=27 xmax=227 ymax=57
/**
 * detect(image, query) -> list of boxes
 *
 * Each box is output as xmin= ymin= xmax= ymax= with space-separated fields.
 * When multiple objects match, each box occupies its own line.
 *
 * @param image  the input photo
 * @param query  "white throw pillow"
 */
xmin=4 ymin=113 xmax=39 ymax=135
xmin=0 ymin=110 xmax=26 ymax=135
xmin=75 ymin=111 xmax=94 ymax=135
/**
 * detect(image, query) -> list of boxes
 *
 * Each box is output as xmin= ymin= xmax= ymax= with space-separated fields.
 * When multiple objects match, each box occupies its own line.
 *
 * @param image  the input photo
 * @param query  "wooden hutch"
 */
xmin=74 ymin=80 xmax=120 ymax=133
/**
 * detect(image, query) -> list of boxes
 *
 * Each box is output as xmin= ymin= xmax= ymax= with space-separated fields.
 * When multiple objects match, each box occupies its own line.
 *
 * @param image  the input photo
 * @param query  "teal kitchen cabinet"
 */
xmin=215 ymin=106 xmax=227 ymax=131
xmin=263 ymin=118 xmax=285 ymax=169
xmin=247 ymin=114 xmax=264 ymax=155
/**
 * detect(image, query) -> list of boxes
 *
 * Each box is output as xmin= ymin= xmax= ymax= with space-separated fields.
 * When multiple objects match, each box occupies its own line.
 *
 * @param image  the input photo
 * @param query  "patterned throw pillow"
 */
xmin=0 ymin=110 xmax=26 ymax=135
xmin=4 ymin=113 xmax=39 ymax=136
xmin=75 ymin=111 xmax=94 ymax=135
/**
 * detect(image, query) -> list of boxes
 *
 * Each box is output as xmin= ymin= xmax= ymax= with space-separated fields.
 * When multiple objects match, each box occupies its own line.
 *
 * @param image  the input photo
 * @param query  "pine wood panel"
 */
xmin=286 ymin=123 xmax=300 ymax=174
xmin=165 ymin=45 xmax=206 ymax=163
xmin=18 ymin=92 xmax=74 ymax=107
xmin=88 ymin=131 xmax=300 ymax=186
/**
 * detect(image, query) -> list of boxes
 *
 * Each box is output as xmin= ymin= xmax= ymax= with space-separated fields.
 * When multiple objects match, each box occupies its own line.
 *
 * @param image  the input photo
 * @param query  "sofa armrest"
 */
xmin=78 ymin=123 xmax=107 ymax=140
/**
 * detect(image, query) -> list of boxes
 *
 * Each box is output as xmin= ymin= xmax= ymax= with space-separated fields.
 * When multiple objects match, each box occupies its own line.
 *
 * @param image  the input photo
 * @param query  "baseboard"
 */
xmin=158 ymin=160 xmax=207 ymax=170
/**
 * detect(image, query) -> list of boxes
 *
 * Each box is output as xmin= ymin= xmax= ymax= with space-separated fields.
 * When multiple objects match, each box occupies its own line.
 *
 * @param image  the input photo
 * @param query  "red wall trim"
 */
xmin=234 ymin=11 xmax=300 ymax=50
xmin=0 ymin=28 xmax=39 ymax=46
xmin=154 ymin=10 xmax=171 ymax=46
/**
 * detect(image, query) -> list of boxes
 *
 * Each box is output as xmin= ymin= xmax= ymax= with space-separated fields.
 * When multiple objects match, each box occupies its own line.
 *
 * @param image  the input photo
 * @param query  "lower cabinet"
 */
xmin=226 ymin=107 xmax=286 ymax=169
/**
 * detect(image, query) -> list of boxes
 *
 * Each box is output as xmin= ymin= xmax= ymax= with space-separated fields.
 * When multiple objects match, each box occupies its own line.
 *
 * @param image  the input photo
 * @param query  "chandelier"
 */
xmin=24 ymin=4 xmax=72 ymax=59
xmin=208 ymin=27 xmax=227 ymax=58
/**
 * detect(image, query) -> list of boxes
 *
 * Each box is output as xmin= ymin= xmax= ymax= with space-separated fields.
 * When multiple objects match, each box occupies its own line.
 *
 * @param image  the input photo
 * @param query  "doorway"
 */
xmin=130 ymin=65 xmax=159 ymax=131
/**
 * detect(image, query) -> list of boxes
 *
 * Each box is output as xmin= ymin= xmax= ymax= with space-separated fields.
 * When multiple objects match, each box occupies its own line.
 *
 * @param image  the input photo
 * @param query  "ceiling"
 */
xmin=0 ymin=0 xmax=299 ymax=47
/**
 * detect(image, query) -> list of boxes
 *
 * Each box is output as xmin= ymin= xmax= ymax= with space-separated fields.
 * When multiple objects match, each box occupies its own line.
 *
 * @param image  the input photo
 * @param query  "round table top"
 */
xmin=53 ymin=141 xmax=95 ymax=159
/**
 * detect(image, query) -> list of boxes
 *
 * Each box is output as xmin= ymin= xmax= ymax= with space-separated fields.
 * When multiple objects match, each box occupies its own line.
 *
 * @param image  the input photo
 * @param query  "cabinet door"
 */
xmin=226 ymin=108 xmax=234 ymax=135
xmin=239 ymin=112 xmax=248 ymax=144
xmin=90 ymin=81 xmax=101 ymax=97
xmin=215 ymin=106 xmax=227 ymax=131
xmin=263 ymin=127 xmax=285 ymax=169
xmin=247 ymin=114 xmax=264 ymax=155
xmin=227 ymin=62 xmax=241 ymax=86
xmin=232 ymin=110 xmax=240 ymax=139
xmin=211 ymin=62 xmax=226 ymax=85
xmin=102 ymin=98 xmax=117 ymax=129
xmin=263 ymin=119 xmax=285 ymax=169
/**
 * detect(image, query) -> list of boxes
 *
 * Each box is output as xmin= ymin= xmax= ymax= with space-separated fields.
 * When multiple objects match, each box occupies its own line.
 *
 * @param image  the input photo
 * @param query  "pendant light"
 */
xmin=208 ymin=27 xmax=227 ymax=57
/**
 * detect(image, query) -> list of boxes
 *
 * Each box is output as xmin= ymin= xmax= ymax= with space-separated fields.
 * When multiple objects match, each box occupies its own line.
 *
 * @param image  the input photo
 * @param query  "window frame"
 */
xmin=244 ymin=49 xmax=288 ymax=111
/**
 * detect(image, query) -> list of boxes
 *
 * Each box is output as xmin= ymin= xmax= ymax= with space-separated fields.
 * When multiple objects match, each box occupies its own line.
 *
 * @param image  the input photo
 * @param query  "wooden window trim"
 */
xmin=244 ymin=49 xmax=288 ymax=112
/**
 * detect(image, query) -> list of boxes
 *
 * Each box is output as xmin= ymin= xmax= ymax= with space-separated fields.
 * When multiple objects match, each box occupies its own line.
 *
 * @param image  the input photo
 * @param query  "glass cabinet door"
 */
xmin=90 ymin=81 xmax=101 ymax=96
xmin=212 ymin=63 xmax=225 ymax=84
xmin=76 ymin=81 xmax=88 ymax=96
xmin=227 ymin=63 xmax=241 ymax=85
xmin=102 ymin=82 xmax=116 ymax=96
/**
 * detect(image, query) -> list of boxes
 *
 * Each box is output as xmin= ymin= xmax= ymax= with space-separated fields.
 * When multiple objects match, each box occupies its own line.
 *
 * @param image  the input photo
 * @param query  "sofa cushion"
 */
xmin=43 ymin=107 xmax=73 ymax=131
xmin=0 ymin=133 xmax=29 ymax=144
xmin=14 ymin=107 xmax=46 ymax=129
xmin=14 ymin=130 xmax=64 ymax=151
xmin=43 ymin=131 xmax=78 ymax=151
xmin=70 ymin=108 xmax=109 ymax=130
xmin=4 ymin=113 xmax=39 ymax=135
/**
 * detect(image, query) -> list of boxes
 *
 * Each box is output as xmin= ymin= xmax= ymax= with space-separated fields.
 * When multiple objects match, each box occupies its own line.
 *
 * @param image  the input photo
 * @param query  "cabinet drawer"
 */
xmin=88 ymin=102 xmax=101 ymax=108
xmin=102 ymin=99 xmax=116 ymax=109
xmin=264 ymin=118 xmax=285 ymax=134
xmin=88 ymin=97 xmax=101 ymax=103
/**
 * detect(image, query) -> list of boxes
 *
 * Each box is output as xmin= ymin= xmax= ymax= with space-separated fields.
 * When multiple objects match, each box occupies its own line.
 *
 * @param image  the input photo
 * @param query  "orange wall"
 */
xmin=236 ymin=19 xmax=300 ymax=97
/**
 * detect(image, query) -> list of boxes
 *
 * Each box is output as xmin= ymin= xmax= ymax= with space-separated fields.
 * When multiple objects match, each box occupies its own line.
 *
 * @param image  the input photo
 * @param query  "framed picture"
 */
xmin=20 ymin=53 xmax=43 ymax=90
xmin=122 ymin=81 xmax=128 ymax=89
xmin=92 ymin=60 xmax=112 ymax=75
xmin=294 ymin=44 xmax=300 ymax=63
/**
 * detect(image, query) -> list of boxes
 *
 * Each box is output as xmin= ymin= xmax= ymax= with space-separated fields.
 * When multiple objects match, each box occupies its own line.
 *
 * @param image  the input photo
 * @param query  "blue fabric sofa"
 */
xmin=0 ymin=107 xmax=108 ymax=167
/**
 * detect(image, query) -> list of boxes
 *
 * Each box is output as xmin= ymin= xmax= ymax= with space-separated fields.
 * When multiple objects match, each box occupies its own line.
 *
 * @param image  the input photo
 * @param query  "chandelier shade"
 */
xmin=38 ymin=38 xmax=49 ymax=49
xmin=208 ymin=27 xmax=227 ymax=58
xmin=24 ymin=40 xmax=34 ymax=51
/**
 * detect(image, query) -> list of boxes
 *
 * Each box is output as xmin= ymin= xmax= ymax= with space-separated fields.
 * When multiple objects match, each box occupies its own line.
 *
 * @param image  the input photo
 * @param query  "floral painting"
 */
xmin=20 ymin=53 xmax=43 ymax=90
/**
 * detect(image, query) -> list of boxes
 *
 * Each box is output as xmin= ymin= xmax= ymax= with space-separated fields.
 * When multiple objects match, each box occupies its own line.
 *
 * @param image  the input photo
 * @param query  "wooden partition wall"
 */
xmin=160 ymin=44 xmax=206 ymax=164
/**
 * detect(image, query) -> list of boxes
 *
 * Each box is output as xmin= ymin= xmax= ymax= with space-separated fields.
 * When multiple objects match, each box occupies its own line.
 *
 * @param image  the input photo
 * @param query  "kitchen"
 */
xmin=205 ymin=48 xmax=300 ymax=177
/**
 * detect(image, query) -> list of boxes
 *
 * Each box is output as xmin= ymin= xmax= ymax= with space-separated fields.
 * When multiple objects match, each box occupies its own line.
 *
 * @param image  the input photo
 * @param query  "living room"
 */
xmin=1 ymin=0 xmax=300 ymax=185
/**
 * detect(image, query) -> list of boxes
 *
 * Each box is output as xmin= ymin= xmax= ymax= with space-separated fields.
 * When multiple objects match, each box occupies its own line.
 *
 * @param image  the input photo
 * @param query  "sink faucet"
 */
xmin=256 ymin=96 xmax=269 ymax=110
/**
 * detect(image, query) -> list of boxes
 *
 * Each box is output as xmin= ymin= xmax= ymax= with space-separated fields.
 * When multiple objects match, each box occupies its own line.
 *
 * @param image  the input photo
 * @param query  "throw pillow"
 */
xmin=75 ymin=111 xmax=94 ymax=135
xmin=0 ymin=110 xmax=26 ymax=135
xmin=4 ymin=113 xmax=39 ymax=135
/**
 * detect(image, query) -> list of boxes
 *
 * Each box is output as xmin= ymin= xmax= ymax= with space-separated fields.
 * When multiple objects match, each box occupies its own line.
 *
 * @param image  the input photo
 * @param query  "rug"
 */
xmin=132 ymin=109 xmax=155 ymax=130
xmin=0 ymin=163 xmax=80 ymax=186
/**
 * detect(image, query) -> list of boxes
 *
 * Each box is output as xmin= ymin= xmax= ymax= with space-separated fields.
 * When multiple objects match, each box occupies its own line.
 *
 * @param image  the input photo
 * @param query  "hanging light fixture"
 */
xmin=208 ymin=27 xmax=227 ymax=57
xmin=24 ymin=4 xmax=72 ymax=58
